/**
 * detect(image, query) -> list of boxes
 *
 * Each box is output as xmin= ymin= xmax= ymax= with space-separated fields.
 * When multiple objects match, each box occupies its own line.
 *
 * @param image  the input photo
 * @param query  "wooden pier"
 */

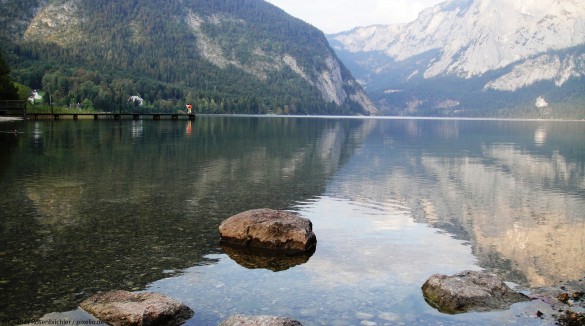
xmin=26 ymin=113 xmax=196 ymax=120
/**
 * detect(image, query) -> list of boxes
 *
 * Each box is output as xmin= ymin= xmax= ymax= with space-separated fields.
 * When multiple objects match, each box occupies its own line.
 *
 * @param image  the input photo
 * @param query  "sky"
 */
xmin=264 ymin=0 xmax=445 ymax=34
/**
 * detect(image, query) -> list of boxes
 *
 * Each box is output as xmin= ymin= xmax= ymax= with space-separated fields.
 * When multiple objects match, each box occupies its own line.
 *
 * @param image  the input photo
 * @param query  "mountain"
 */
xmin=328 ymin=0 xmax=585 ymax=118
xmin=0 ymin=0 xmax=377 ymax=115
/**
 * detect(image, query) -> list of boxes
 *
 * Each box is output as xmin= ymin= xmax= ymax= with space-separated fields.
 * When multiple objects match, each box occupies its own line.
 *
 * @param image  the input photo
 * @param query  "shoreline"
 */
xmin=0 ymin=117 xmax=23 ymax=122
xmin=4 ymin=113 xmax=585 ymax=122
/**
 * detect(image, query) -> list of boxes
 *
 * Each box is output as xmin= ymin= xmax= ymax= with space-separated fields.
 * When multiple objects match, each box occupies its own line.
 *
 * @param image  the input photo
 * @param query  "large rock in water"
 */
xmin=219 ymin=209 xmax=317 ymax=253
xmin=219 ymin=314 xmax=303 ymax=326
xmin=422 ymin=270 xmax=529 ymax=314
xmin=79 ymin=290 xmax=193 ymax=326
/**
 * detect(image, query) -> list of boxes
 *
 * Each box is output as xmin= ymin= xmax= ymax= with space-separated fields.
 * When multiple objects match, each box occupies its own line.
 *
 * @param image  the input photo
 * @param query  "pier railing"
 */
xmin=0 ymin=100 xmax=27 ymax=117
xmin=26 ymin=113 xmax=196 ymax=120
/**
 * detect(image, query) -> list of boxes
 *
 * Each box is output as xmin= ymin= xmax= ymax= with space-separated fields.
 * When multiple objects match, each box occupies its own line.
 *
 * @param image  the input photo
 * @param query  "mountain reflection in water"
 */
xmin=0 ymin=117 xmax=583 ymax=325
xmin=326 ymin=119 xmax=584 ymax=288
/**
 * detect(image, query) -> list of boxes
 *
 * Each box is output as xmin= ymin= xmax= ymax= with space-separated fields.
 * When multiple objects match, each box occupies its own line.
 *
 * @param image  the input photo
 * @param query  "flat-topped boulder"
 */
xmin=79 ymin=290 xmax=193 ymax=326
xmin=422 ymin=270 xmax=529 ymax=314
xmin=219 ymin=314 xmax=303 ymax=326
xmin=219 ymin=209 xmax=316 ymax=254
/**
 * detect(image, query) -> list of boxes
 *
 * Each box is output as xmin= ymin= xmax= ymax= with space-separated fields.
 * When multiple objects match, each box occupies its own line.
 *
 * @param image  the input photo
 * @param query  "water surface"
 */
xmin=0 ymin=117 xmax=583 ymax=325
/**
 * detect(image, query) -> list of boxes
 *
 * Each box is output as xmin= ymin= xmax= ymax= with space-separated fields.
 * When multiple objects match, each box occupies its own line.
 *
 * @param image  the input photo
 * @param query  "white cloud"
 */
xmin=265 ymin=0 xmax=445 ymax=33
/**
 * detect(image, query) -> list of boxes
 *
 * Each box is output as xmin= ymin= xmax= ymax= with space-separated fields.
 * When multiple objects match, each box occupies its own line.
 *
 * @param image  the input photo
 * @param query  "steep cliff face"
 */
xmin=382 ymin=0 xmax=585 ymax=81
xmin=22 ymin=0 xmax=84 ymax=46
xmin=183 ymin=10 xmax=376 ymax=114
xmin=484 ymin=52 xmax=585 ymax=91
xmin=0 ymin=0 xmax=377 ymax=115
xmin=329 ymin=0 xmax=585 ymax=118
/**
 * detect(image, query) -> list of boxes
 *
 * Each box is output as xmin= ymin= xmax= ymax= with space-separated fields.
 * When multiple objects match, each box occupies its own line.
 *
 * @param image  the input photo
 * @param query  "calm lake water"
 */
xmin=0 ymin=116 xmax=584 ymax=325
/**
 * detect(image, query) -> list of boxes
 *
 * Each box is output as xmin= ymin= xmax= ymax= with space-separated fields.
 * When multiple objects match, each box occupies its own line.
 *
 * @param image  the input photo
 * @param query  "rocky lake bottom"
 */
xmin=0 ymin=116 xmax=583 ymax=325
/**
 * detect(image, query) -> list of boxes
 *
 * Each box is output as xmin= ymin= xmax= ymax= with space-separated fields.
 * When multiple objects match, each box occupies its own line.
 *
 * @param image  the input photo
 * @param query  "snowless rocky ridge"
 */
xmin=330 ymin=0 xmax=585 ymax=92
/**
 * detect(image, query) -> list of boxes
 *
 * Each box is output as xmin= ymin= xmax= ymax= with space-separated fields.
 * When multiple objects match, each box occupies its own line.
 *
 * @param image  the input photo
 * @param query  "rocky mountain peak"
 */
xmin=332 ymin=0 xmax=585 ymax=79
xmin=328 ymin=0 xmax=585 ymax=117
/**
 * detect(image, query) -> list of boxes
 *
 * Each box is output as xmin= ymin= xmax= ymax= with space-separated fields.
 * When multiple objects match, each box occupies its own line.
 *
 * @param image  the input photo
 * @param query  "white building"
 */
xmin=28 ymin=90 xmax=42 ymax=104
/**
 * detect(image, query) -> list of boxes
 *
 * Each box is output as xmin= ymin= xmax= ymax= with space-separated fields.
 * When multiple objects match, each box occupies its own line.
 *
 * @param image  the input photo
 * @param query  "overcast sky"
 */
xmin=264 ymin=0 xmax=445 ymax=34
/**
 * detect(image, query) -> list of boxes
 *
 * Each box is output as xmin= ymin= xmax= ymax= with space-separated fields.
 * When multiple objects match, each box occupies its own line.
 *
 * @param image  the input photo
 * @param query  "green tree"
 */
xmin=0 ymin=52 xmax=19 ymax=100
xmin=14 ymin=82 xmax=32 ymax=101
xmin=81 ymin=98 xmax=94 ymax=110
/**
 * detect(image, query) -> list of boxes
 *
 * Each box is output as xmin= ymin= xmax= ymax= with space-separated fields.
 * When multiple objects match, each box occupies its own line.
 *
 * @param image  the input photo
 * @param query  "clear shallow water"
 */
xmin=0 ymin=116 xmax=584 ymax=325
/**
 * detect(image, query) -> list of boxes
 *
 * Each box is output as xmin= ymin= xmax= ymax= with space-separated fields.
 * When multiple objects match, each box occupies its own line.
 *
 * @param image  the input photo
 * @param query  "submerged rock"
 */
xmin=219 ymin=208 xmax=317 ymax=253
xmin=219 ymin=314 xmax=303 ymax=326
xmin=220 ymin=243 xmax=314 ymax=272
xmin=557 ymin=311 xmax=585 ymax=325
xmin=558 ymin=293 xmax=571 ymax=303
xmin=79 ymin=290 xmax=193 ymax=326
xmin=524 ymin=278 xmax=585 ymax=325
xmin=421 ymin=270 xmax=529 ymax=314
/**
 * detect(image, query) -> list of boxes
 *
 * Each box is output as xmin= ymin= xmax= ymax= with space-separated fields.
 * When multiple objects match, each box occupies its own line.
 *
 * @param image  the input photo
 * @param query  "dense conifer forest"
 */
xmin=0 ymin=0 xmax=367 ymax=115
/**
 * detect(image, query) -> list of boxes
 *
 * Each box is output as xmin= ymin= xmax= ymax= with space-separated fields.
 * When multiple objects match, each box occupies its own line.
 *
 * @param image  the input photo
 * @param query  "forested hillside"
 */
xmin=0 ymin=0 xmax=375 ymax=115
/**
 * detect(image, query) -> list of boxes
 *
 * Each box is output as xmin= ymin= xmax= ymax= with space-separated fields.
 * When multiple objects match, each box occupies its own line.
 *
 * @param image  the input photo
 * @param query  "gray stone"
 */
xmin=219 ymin=314 xmax=303 ymax=326
xmin=79 ymin=290 xmax=193 ymax=326
xmin=421 ymin=270 xmax=529 ymax=313
xmin=219 ymin=208 xmax=317 ymax=253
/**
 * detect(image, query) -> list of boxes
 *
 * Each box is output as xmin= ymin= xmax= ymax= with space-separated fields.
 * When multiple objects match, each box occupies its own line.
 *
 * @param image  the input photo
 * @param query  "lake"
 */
xmin=0 ymin=116 xmax=584 ymax=325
